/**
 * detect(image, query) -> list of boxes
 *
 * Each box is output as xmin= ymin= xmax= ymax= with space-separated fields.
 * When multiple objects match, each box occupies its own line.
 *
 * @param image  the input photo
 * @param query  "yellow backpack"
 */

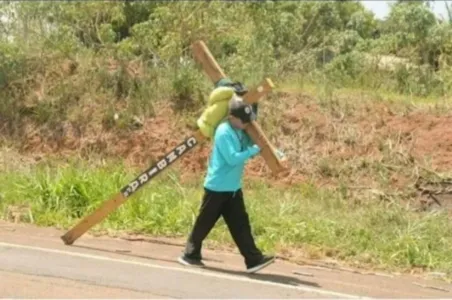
xmin=197 ymin=86 xmax=235 ymax=139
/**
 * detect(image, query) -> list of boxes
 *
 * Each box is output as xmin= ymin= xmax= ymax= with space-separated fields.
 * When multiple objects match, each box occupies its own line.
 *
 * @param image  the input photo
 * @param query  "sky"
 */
xmin=361 ymin=1 xmax=451 ymax=20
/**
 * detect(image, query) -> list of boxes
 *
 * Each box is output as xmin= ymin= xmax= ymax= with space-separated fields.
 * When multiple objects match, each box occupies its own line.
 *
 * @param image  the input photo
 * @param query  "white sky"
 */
xmin=361 ymin=1 xmax=450 ymax=20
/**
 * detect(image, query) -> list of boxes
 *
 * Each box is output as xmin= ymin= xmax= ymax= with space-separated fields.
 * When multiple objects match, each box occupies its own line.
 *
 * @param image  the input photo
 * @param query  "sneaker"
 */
xmin=177 ymin=255 xmax=205 ymax=268
xmin=246 ymin=255 xmax=276 ymax=273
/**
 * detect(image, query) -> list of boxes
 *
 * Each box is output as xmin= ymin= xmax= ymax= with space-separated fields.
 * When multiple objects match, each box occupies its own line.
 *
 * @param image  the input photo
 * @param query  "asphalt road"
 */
xmin=0 ymin=222 xmax=450 ymax=299
xmin=0 ymin=241 xmax=344 ymax=299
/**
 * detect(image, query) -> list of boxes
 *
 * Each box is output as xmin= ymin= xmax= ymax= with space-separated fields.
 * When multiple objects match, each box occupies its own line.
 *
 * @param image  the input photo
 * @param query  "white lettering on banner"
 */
xmin=130 ymin=181 xmax=139 ymax=193
xmin=187 ymin=137 xmax=196 ymax=147
xmin=139 ymin=173 xmax=148 ymax=184
xmin=157 ymin=159 xmax=167 ymax=170
xmin=167 ymin=151 xmax=177 ymax=163
xmin=121 ymin=136 xmax=199 ymax=197
xmin=148 ymin=167 xmax=158 ymax=177
xmin=176 ymin=144 xmax=186 ymax=155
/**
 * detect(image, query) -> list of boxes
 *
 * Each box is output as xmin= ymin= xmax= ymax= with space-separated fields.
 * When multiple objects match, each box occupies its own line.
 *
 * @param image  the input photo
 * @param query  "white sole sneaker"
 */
xmin=246 ymin=256 xmax=276 ymax=274
xmin=177 ymin=256 xmax=205 ymax=268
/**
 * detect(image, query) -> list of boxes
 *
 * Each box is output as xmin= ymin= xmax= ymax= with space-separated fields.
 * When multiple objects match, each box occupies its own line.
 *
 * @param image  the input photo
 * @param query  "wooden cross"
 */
xmin=191 ymin=41 xmax=286 ymax=174
xmin=60 ymin=40 xmax=287 ymax=246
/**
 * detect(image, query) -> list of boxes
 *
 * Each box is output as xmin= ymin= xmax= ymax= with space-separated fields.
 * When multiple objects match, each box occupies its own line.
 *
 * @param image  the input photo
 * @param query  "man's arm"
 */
xmin=216 ymin=130 xmax=260 ymax=166
xmin=243 ymin=132 xmax=255 ymax=148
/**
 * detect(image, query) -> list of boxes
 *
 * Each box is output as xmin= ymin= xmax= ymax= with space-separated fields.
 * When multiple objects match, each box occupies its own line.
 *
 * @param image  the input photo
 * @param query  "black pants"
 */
xmin=183 ymin=188 xmax=263 ymax=267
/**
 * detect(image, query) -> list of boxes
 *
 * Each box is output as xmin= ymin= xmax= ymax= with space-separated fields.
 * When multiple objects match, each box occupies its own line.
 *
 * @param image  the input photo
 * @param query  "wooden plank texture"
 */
xmin=191 ymin=40 xmax=286 ymax=174
xmin=61 ymin=131 xmax=204 ymax=245
xmin=61 ymin=192 xmax=126 ymax=245
xmin=191 ymin=41 xmax=226 ymax=84
xmin=243 ymin=78 xmax=274 ymax=104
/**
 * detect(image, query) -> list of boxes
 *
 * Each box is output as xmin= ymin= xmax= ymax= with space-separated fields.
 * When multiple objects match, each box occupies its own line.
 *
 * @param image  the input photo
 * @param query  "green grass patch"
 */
xmin=0 ymin=160 xmax=451 ymax=275
xmin=278 ymin=79 xmax=452 ymax=108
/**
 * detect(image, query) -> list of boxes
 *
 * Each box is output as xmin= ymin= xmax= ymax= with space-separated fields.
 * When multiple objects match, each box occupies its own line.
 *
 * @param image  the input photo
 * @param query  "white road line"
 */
xmin=0 ymin=241 xmax=370 ymax=299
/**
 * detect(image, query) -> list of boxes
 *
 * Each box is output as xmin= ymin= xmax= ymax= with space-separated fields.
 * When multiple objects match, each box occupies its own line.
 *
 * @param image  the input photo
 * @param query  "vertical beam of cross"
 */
xmin=191 ymin=41 xmax=286 ymax=174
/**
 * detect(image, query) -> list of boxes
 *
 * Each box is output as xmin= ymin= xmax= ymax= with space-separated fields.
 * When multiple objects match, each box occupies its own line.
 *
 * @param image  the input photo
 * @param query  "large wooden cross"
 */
xmin=191 ymin=41 xmax=286 ymax=173
xmin=60 ymin=40 xmax=287 ymax=245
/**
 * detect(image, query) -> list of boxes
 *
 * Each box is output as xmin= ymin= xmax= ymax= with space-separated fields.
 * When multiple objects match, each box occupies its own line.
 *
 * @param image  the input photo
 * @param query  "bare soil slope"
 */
xmin=13 ymin=91 xmax=452 ymax=201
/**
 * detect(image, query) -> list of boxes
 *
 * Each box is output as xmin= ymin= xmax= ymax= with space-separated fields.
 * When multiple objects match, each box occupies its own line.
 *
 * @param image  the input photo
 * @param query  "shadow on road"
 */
xmin=73 ymin=244 xmax=223 ymax=264
xmin=204 ymin=265 xmax=320 ymax=288
xmin=72 ymin=244 xmax=319 ymax=288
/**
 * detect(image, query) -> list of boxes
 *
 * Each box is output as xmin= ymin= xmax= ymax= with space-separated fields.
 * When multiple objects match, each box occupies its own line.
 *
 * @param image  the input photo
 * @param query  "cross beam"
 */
xmin=59 ymin=41 xmax=280 ymax=246
xmin=191 ymin=41 xmax=286 ymax=174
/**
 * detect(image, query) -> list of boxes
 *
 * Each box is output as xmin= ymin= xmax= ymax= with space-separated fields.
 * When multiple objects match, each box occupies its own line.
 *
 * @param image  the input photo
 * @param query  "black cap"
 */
xmin=229 ymin=97 xmax=256 ymax=123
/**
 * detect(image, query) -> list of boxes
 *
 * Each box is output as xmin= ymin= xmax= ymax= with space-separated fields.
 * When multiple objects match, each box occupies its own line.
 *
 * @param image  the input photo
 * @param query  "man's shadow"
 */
xmin=72 ymin=244 xmax=320 ymax=288
xmin=203 ymin=265 xmax=320 ymax=288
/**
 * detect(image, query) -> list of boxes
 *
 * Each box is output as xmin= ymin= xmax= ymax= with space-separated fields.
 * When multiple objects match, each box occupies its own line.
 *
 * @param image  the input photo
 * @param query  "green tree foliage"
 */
xmin=1 ymin=1 xmax=452 ymax=135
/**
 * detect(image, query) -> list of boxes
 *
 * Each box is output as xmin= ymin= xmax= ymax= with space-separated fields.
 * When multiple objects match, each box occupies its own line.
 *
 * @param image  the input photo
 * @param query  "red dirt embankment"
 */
xmin=14 ymin=92 xmax=452 ymax=191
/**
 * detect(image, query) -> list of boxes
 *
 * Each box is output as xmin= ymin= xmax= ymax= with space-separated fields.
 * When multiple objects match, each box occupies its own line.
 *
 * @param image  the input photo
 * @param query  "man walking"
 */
xmin=178 ymin=94 xmax=275 ymax=273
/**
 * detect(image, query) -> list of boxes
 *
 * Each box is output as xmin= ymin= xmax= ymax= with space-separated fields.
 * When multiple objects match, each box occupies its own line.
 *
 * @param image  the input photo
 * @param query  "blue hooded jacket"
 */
xmin=203 ymin=121 xmax=260 ymax=192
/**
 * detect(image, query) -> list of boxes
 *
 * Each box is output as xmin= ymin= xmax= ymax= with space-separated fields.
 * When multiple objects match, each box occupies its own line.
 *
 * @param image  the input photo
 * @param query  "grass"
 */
xmin=278 ymin=79 xmax=452 ymax=109
xmin=1 ymin=158 xmax=451 ymax=276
